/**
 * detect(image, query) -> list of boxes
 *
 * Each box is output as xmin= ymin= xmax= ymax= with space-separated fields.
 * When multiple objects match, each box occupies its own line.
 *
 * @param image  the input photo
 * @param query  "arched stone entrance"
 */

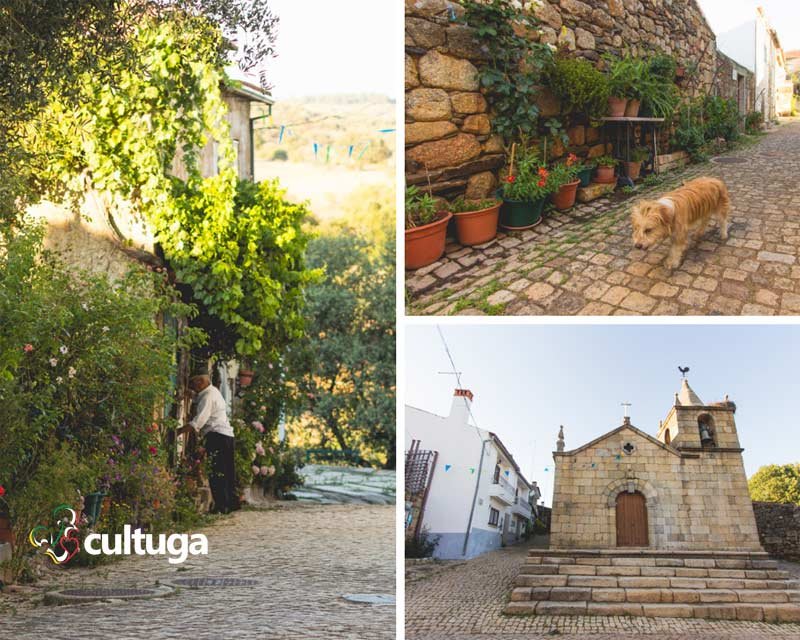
xmin=602 ymin=477 xmax=661 ymax=548
xmin=616 ymin=491 xmax=648 ymax=546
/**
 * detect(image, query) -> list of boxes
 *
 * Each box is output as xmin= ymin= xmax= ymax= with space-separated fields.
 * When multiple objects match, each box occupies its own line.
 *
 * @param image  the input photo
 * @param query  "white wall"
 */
xmin=718 ymin=20 xmax=756 ymax=73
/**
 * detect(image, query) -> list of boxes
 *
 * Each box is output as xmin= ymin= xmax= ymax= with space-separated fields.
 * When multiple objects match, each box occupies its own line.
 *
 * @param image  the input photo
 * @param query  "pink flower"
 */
xmin=0 ymin=485 xmax=5 ymax=497
xmin=23 ymin=344 xmax=33 ymax=353
xmin=251 ymin=465 xmax=260 ymax=475
xmin=259 ymin=466 xmax=269 ymax=476
xmin=149 ymin=446 xmax=157 ymax=455
xmin=255 ymin=442 xmax=265 ymax=456
xmin=252 ymin=421 xmax=264 ymax=433
xmin=260 ymin=405 xmax=267 ymax=412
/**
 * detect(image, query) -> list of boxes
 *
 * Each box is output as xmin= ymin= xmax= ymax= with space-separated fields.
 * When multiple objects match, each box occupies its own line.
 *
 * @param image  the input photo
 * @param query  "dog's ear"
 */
xmin=657 ymin=204 xmax=674 ymax=230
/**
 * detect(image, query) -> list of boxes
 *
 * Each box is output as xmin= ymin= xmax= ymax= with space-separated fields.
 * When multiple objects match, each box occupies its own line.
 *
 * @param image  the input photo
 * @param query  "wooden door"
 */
xmin=616 ymin=491 xmax=648 ymax=547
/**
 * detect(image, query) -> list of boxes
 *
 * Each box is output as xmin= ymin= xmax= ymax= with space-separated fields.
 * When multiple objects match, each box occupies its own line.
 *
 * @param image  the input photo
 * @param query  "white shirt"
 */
xmin=189 ymin=385 xmax=234 ymax=437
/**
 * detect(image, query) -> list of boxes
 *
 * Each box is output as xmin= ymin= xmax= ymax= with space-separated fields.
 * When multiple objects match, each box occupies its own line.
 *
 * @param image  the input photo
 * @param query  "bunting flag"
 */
xmin=348 ymin=144 xmax=355 ymax=158
xmin=504 ymin=470 xmax=510 ymax=477
xmin=278 ymin=125 xmax=285 ymax=143
xmin=357 ymin=142 xmax=371 ymax=160
xmin=325 ymin=144 xmax=331 ymax=163
xmin=313 ymin=142 xmax=319 ymax=159
xmin=257 ymin=121 xmax=394 ymax=164
xmin=378 ymin=128 xmax=396 ymax=133
xmin=445 ymin=464 xmax=452 ymax=472
xmin=469 ymin=467 xmax=475 ymax=474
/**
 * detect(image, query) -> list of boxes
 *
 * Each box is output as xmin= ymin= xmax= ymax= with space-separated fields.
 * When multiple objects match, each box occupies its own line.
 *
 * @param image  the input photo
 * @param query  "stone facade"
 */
xmin=714 ymin=50 xmax=755 ymax=117
xmin=405 ymin=0 xmax=718 ymax=200
xmin=550 ymin=379 xmax=762 ymax=551
xmin=753 ymin=502 xmax=800 ymax=561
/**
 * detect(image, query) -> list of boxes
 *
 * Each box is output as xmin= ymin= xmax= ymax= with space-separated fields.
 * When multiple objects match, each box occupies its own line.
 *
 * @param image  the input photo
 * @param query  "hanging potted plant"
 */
xmin=449 ymin=196 xmax=501 ymax=246
xmin=594 ymin=155 xmax=618 ymax=184
xmin=623 ymin=146 xmax=650 ymax=181
xmin=576 ymin=158 xmax=595 ymax=187
xmin=498 ymin=143 xmax=553 ymax=230
xmin=405 ymin=186 xmax=451 ymax=270
xmin=549 ymin=154 xmax=582 ymax=212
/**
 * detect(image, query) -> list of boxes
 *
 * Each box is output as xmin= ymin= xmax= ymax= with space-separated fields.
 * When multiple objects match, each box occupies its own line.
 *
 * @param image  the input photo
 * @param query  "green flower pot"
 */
xmin=500 ymin=197 xmax=545 ymax=230
xmin=84 ymin=492 xmax=105 ymax=525
xmin=577 ymin=167 xmax=593 ymax=188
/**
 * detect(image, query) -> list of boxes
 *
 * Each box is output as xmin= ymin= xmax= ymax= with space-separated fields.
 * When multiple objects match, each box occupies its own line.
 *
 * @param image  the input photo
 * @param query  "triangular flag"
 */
xmin=444 ymin=464 xmax=452 ymax=472
xmin=504 ymin=470 xmax=510 ymax=477
xmin=313 ymin=142 xmax=319 ymax=159
xmin=357 ymin=142 xmax=370 ymax=160
xmin=348 ymin=144 xmax=354 ymax=158
xmin=325 ymin=144 xmax=331 ymax=163
xmin=278 ymin=125 xmax=285 ymax=143
xmin=469 ymin=468 xmax=475 ymax=474
xmin=544 ymin=467 xmax=549 ymax=472
xmin=378 ymin=128 xmax=395 ymax=133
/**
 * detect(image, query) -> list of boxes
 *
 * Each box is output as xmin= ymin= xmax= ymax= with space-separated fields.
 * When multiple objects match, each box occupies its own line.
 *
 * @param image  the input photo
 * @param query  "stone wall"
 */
xmin=549 ymin=422 xmax=762 ymax=551
xmin=405 ymin=0 xmax=718 ymax=200
xmin=752 ymin=501 xmax=800 ymax=561
xmin=714 ymin=51 xmax=755 ymax=116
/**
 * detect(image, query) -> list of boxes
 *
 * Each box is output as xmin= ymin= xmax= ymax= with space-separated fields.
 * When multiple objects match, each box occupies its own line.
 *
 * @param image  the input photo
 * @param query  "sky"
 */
xmin=405 ymin=324 xmax=800 ymax=507
xmin=697 ymin=0 xmax=800 ymax=51
xmin=259 ymin=0 xmax=396 ymax=99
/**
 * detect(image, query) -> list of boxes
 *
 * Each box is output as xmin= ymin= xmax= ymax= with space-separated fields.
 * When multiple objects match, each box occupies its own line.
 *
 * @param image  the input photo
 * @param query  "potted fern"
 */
xmin=449 ymin=196 xmax=501 ymax=246
xmin=405 ymin=186 xmax=452 ymax=270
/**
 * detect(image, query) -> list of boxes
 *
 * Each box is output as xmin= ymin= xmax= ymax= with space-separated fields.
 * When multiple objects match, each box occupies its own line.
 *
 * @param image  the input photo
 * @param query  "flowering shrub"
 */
xmin=502 ymin=144 xmax=555 ymax=202
xmin=547 ymin=155 xmax=581 ymax=191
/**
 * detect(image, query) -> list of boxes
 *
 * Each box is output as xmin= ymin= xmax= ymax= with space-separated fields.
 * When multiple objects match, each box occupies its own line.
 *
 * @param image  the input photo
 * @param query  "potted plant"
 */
xmin=595 ymin=155 xmax=618 ymax=184
xmin=548 ymin=154 xmax=582 ymax=212
xmin=575 ymin=158 xmax=596 ymax=188
xmin=499 ymin=144 xmax=553 ymax=230
xmin=624 ymin=146 xmax=649 ymax=181
xmin=449 ymin=196 xmax=501 ymax=246
xmin=405 ymin=185 xmax=452 ymax=270
xmin=605 ymin=54 xmax=647 ymax=117
xmin=548 ymin=56 xmax=610 ymax=121
xmin=604 ymin=54 xmax=629 ymax=117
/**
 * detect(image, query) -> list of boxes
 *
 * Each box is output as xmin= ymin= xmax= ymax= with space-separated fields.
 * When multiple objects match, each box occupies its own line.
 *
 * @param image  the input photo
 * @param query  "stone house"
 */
xmin=27 ymin=71 xmax=273 ymax=425
xmin=714 ymin=51 xmax=755 ymax=118
xmin=405 ymin=0 xmax=717 ymax=200
xmin=550 ymin=377 xmax=761 ymax=551
xmin=405 ymin=388 xmax=538 ymax=559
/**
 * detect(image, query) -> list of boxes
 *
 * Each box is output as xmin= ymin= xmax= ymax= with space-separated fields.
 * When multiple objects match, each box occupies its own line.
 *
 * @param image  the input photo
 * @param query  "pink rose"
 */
xmin=259 ymin=466 xmax=269 ymax=476
xmin=251 ymin=465 xmax=260 ymax=475
xmin=23 ymin=344 xmax=33 ymax=353
xmin=255 ymin=442 xmax=265 ymax=456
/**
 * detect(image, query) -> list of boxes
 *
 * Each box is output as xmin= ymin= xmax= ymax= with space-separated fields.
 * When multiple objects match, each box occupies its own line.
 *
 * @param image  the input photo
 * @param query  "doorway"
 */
xmin=616 ymin=491 xmax=648 ymax=546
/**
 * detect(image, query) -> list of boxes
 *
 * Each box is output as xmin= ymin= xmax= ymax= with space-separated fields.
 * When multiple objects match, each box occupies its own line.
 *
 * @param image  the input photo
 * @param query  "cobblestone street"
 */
xmin=407 ymin=120 xmax=800 ymax=316
xmin=406 ymin=544 xmax=800 ymax=639
xmin=1 ymin=503 xmax=395 ymax=640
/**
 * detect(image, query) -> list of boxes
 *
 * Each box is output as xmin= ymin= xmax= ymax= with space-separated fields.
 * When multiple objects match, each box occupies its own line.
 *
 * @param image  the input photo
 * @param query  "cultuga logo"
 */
xmin=30 ymin=505 xmax=208 ymax=565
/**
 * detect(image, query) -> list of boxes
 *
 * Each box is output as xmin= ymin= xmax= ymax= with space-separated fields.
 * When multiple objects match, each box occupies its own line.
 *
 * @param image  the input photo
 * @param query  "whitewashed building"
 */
xmin=717 ymin=7 xmax=792 ymax=120
xmin=405 ymin=389 xmax=540 ymax=559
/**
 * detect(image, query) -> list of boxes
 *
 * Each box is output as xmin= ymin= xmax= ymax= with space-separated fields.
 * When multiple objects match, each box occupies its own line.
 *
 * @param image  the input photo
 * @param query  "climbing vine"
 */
xmin=31 ymin=12 xmax=315 ymax=357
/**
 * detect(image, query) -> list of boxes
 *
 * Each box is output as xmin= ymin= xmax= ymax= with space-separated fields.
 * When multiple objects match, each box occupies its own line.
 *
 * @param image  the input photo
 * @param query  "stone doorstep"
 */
xmin=518 ymin=564 xmax=790 ymax=581
xmin=530 ymin=553 xmax=777 ymax=570
xmin=517 ymin=573 xmax=797 ymax=591
xmin=503 ymin=600 xmax=800 ymax=622
xmin=530 ymin=548 xmax=772 ymax=560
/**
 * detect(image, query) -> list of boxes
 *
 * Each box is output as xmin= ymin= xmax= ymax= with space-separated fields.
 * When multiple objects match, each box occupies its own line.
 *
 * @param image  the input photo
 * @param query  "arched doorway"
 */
xmin=616 ymin=491 xmax=648 ymax=546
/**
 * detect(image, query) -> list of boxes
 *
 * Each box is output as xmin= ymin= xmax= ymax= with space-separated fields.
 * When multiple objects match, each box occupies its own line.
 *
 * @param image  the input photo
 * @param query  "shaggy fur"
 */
xmin=630 ymin=177 xmax=730 ymax=269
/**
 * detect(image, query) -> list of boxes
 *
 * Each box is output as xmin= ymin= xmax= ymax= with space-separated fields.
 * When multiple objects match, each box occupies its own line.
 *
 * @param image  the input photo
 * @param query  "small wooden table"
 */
xmin=600 ymin=116 xmax=666 ymax=187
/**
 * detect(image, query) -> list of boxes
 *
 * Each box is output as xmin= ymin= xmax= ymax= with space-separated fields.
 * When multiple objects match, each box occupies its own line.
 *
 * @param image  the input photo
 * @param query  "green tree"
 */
xmin=286 ymin=185 xmax=395 ymax=468
xmin=749 ymin=464 xmax=800 ymax=504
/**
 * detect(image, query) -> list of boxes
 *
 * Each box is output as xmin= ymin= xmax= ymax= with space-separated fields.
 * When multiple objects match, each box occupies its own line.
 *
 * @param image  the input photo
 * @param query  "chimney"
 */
xmin=449 ymin=388 xmax=473 ymax=424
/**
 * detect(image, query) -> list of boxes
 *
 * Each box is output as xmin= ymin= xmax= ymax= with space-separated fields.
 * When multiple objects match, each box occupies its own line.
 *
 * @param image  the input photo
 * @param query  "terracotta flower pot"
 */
xmin=101 ymin=496 xmax=111 ymax=518
xmin=595 ymin=165 xmax=616 ymax=184
xmin=238 ymin=369 xmax=255 ymax=388
xmin=499 ymin=197 xmax=545 ymax=230
xmin=551 ymin=179 xmax=581 ymax=211
xmin=624 ymin=99 xmax=641 ymax=118
xmin=453 ymin=201 xmax=500 ymax=246
xmin=405 ymin=211 xmax=453 ymax=270
xmin=624 ymin=161 xmax=643 ymax=181
xmin=608 ymin=96 xmax=628 ymax=117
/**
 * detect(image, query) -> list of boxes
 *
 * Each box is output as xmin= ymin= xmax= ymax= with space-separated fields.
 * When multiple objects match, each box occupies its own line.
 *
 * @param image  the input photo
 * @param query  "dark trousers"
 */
xmin=204 ymin=432 xmax=236 ymax=514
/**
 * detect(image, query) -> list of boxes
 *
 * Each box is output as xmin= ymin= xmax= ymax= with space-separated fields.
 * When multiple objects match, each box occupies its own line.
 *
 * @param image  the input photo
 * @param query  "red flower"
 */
xmin=23 ymin=344 xmax=33 ymax=352
xmin=149 ymin=446 xmax=157 ymax=455
xmin=505 ymin=175 xmax=516 ymax=183
xmin=538 ymin=167 xmax=549 ymax=179
xmin=537 ymin=178 xmax=547 ymax=188
xmin=567 ymin=153 xmax=578 ymax=166
xmin=0 ymin=485 xmax=5 ymax=497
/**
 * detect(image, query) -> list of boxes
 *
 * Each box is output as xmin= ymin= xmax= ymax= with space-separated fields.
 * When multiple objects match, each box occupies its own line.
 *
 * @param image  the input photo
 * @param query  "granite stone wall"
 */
xmin=752 ymin=501 xmax=800 ymax=561
xmin=405 ymin=0 xmax=718 ymax=200
xmin=549 ymin=422 xmax=762 ymax=551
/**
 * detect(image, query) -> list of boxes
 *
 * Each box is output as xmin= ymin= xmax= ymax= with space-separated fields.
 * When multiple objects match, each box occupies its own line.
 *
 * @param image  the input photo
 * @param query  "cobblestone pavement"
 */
xmin=294 ymin=464 xmax=396 ymax=505
xmin=1 ymin=503 xmax=395 ymax=640
xmin=407 ymin=120 xmax=800 ymax=316
xmin=405 ymin=544 xmax=800 ymax=638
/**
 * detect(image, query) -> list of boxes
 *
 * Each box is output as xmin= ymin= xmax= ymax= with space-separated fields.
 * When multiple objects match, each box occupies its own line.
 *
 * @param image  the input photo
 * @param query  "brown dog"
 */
xmin=631 ymin=177 xmax=730 ymax=269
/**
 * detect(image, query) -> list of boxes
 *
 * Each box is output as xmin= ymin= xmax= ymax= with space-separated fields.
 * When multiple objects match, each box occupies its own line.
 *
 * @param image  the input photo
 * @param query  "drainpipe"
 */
xmin=249 ymin=105 xmax=272 ymax=181
xmin=462 ymin=438 xmax=491 ymax=557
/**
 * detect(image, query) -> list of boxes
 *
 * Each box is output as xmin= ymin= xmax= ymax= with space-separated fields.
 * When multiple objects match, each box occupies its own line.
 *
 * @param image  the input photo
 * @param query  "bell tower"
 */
xmin=656 ymin=377 xmax=741 ymax=451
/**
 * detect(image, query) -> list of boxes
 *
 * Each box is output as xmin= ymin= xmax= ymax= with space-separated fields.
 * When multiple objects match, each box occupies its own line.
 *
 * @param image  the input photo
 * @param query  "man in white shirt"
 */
xmin=178 ymin=374 xmax=236 ymax=514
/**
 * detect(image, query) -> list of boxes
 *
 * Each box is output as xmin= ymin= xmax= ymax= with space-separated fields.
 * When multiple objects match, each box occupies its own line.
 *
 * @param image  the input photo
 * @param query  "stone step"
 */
xmin=504 ymin=599 xmax=800 ymax=622
xmin=515 ymin=573 xmax=797 ymax=591
xmin=526 ymin=552 xmax=778 ymax=571
xmin=518 ymin=563 xmax=790 ymax=581
xmin=514 ymin=585 xmax=800 ymax=605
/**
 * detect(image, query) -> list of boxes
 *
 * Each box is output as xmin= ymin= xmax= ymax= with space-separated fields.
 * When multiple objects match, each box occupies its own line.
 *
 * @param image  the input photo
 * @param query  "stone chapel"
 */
xmin=505 ymin=377 xmax=800 ymax=622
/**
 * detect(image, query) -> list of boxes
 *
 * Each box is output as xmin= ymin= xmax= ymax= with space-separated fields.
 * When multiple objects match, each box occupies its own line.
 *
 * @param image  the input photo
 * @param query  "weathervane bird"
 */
xmin=678 ymin=366 xmax=690 ymax=378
